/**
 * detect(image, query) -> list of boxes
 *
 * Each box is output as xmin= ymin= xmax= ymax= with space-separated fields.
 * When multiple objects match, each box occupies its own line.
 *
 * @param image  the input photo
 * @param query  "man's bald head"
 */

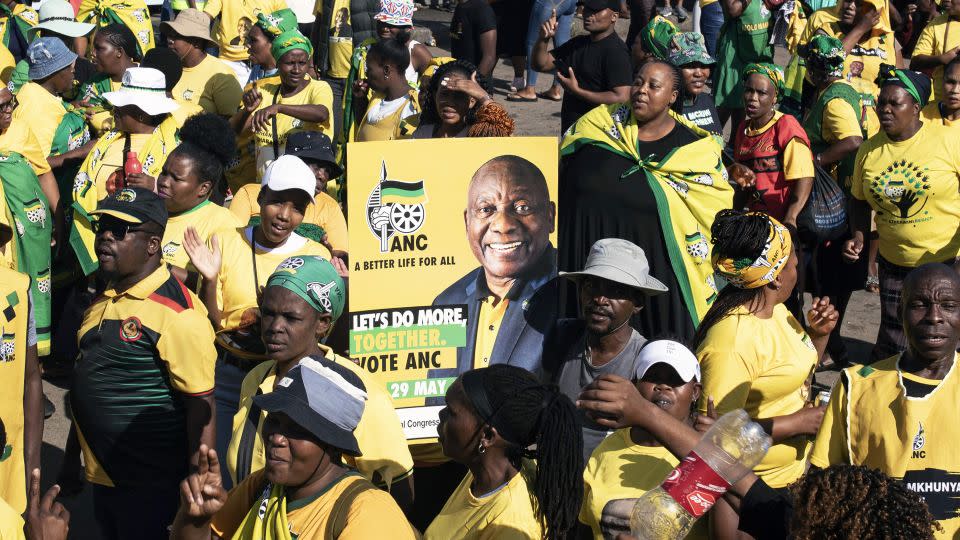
xmin=901 ymin=263 xmax=960 ymax=362
xmin=464 ymin=155 xmax=556 ymax=284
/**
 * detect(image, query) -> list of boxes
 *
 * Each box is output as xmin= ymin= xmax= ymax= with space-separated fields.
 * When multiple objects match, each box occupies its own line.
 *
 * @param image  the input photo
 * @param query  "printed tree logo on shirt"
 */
xmin=869 ymin=160 xmax=930 ymax=219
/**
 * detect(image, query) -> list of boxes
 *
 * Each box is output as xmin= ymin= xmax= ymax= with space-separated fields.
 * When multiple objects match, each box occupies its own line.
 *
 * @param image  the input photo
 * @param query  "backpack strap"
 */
xmin=234 ymin=368 xmax=273 ymax=483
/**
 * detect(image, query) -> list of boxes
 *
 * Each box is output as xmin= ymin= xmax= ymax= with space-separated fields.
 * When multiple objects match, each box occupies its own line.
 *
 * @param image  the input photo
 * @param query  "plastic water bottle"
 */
xmin=124 ymin=151 xmax=142 ymax=177
xmin=629 ymin=410 xmax=772 ymax=539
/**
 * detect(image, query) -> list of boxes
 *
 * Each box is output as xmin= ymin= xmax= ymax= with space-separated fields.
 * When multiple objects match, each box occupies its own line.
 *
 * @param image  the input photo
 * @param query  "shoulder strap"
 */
xmin=234 ymin=368 xmax=272 ymax=483
xmin=325 ymin=475 xmax=376 ymax=539
xmin=271 ymin=86 xmax=282 ymax=159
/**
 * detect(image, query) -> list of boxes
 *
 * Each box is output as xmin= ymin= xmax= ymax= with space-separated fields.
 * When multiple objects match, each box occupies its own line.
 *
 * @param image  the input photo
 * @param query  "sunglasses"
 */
xmin=93 ymin=217 xmax=154 ymax=239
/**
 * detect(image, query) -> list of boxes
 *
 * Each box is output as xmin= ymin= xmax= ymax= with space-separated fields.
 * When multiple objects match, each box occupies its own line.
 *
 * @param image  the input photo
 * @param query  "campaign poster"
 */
xmin=347 ymin=137 xmax=558 ymax=442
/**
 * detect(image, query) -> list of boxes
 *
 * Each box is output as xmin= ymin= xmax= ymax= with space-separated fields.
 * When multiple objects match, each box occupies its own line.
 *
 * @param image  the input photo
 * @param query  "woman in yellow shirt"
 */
xmin=580 ymin=340 xmax=708 ymax=540
xmin=909 ymin=0 xmax=960 ymax=103
xmin=843 ymin=68 xmax=960 ymax=361
xmin=183 ymin=154 xmax=332 ymax=486
xmin=425 ymin=364 xmax=582 ymax=540
xmin=921 ymin=57 xmax=960 ymax=126
xmin=695 ymin=210 xmax=838 ymax=538
xmin=352 ymin=35 xmax=420 ymax=142
xmin=78 ymin=24 xmax=140 ymax=135
xmin=230 ymin=28 xmax=332 ymax=178
xmin=156 ymin=113 xmax=242 ymax=279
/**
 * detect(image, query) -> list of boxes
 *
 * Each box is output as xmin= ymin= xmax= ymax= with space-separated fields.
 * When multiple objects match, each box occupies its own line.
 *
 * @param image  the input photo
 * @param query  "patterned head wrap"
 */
xmin=256 ymin=8 xmax=298 ymax=39
xmin=744 ymin=62 xmax=785 ymax=102
xmin=876 ymin=65 xmax=931 ymax=106
xmin=266 ymin=256 xmax=346 ymax=320
xmin=271 ymin=29 xmax=313 ymax=62
xmin=713 ymin=214 xmax=793 ymax=289
xmin=640 ymin=15 xmax=678 ymax=60
xmin=667 ymin=31 xmax=715 ymax=67
xmin=806 ymin=35 xmax=846 ymax=79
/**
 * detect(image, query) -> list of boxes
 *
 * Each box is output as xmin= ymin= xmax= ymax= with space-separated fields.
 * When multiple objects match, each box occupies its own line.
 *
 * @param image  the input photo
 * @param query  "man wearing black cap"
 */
xmin=531 ymin=0 xmax=632 ymax=132
xmin=70 ymin=187 xmax=218 ymax=539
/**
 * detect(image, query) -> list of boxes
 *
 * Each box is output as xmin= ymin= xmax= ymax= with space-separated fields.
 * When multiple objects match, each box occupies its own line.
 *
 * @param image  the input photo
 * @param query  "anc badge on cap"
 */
xmin=268 ymin=256 xmax=346 ymax=320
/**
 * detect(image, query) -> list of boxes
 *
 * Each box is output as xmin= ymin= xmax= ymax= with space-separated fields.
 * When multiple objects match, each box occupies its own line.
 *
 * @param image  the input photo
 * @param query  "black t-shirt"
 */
xmin=738 ymin=478 xmax=793 ymax=540
xmin=449 ymin=0 xmax=497 ymax=67
xmin=681 ymin=92 xmax=722 ymax=134
xmin=551 ymin=32 xmax=633 ymax=132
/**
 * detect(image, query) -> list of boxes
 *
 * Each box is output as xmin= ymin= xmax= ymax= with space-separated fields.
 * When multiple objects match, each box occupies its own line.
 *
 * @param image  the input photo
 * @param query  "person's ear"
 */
xmin=315 ymin=313 xmax=333 ymax=340
xmin=546 ymin=201 xmax=556 ymax=233
xmin=146 ymin=233 xmax=162 ymax=256
xmin=481 ymin=424 xmax=498 ymax=448
xmin=691 ymin=382 xmax=702 ymax=404
xmin=670 ymin=88 xmax=678 ymax=106
xmin=198 ymin=179 xmax=213 ymax=199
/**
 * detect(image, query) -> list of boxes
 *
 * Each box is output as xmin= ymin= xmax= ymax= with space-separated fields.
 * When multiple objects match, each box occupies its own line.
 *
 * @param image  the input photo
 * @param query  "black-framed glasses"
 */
xmin=93 ymin=217 xmax=152 ymax=239
xmin=0 ymin=96 xmax=18 ymax=112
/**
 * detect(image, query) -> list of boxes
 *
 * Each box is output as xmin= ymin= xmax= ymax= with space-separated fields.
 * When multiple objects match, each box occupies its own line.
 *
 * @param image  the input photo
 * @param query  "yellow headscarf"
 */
xmin=713 ymin=214 xmax=793 ymax=289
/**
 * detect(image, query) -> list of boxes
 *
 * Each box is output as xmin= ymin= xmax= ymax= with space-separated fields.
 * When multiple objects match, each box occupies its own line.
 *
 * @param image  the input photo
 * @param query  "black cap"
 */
xmin=91 ymin=187 xmax=169 ymax=228
xmin=284 ymin=131 xmax=344 ymax=179
xmin=582 ymin=0 xmax=621 ymax=11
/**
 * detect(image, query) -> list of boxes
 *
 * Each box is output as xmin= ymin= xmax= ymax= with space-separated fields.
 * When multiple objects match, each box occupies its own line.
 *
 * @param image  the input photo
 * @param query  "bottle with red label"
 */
xmin=629 ymin=410 xmax=771 ymax=539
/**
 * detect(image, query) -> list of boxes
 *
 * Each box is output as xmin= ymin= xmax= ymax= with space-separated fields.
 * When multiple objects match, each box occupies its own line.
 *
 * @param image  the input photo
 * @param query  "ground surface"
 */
xmin=39 ymin=8 xmax=880 ymax=538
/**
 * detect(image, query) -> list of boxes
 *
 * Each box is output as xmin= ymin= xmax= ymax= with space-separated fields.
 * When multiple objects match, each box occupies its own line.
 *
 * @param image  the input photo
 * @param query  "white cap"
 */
xmin=261 ymin=154 xmax=316 ymax=201
xmin=103 ymin=67 xmax=179 ymax=116
xmin=635 ymin=340 xmax=701 ymax=383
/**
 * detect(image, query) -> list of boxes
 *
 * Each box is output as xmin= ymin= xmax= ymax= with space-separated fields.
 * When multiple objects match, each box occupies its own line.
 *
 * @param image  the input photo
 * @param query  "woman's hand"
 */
xmin=539 ymin=11 xmax=558 ymax=41
xmin=806 ymin=296 xmax=839 ymax=338
xmin=352 ymin=78 xmax=370 ymax=99
xmin=331 ymin=255 xmax=348 ymax=278
xmin=853 ymin=5 xmax=880 ymax=34
xmin=178 ymin=445 xmax=227 ymax=520
xmin=124 ymin=172 xmax=156 ymax=191
xmin=251 ymin=104 xmax=280 ymax=134
xmin=693 ymin=396 xmax=718 ymax=434
xmin=842 ymin=233 xmax=864 ymax=263
xmin=242 ymin=82 xmax=263 ymax=113
xmin=577 ymin=374 xmax=651 ymax=430
xmin=442 ymin=72 xmax=491 ymax=105
xmin=785 ymin=403 xmax=826 ymax=437
xmin=183 ymin=228 xmax=221 ymax=282
xmin=728 ymin=163 xmax=756 ymax=189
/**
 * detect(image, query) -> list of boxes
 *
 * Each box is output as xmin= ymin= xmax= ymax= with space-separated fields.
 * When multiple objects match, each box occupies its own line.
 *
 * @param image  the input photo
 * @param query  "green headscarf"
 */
xmin=744 ymin=62 xmax=785 ymax=102
xmin=256 ymin=8 xmax=299 ymax=39
xmin=266 ymin=256 xmax=346 ymax=320
xmin=806 ymin=35 xmax=846 ymax=79
xmin=876 ymin=65 xmax=931 ymax=106
xmin=271 ymin=29 xmax=313 ymax=62
xmin=640 ymin=15 xmax=678 ymax=60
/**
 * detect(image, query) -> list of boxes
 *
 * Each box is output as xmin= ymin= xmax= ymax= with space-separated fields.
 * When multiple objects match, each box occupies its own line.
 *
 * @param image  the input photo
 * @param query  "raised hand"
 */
xmin=539 ymin=11 xmax=558 ymax=40
xmin=183 ymin=228 xmax=221 ymax=281
xmin=179 ymin=445 xmax=227 ymax=519
xmin=694 ymin=396 xmax=718 ymax=434
xmin=806 ymin=296 xmax=839 ymax=338
xmin=577 ymin=374 xmax=651 ymax=430
xmin=251 ymin=104 xmax=280 ymax=134
xmin=25 ymin=468 xmax=70 ymax=540
xmin=242 ymin=82 xmax=263 ymax=113
xmin=442 ymin=71 xmax=490 ymax=103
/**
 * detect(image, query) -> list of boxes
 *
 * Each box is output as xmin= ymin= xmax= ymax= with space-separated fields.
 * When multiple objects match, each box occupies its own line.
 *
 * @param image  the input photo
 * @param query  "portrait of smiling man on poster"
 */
xmin=431 ymin=154 xmax=558 ymax=377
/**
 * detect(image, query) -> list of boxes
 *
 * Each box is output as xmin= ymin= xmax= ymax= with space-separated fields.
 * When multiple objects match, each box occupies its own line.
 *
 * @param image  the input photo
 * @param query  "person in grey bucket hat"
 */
xmin=26 ymin=37 xmax=77 ymax=81
xmin=547 ymin=238 xmax=670 ymax=463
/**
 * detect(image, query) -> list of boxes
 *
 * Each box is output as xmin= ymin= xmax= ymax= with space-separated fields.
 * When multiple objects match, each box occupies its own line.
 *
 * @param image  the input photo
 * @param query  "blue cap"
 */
xmin=27 ymin=37 xmax=77 ymax=81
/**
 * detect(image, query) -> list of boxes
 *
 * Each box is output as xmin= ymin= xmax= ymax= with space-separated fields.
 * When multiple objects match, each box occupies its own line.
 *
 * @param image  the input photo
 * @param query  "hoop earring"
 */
xmin=477 ymin=442 xmax=486 ymax=455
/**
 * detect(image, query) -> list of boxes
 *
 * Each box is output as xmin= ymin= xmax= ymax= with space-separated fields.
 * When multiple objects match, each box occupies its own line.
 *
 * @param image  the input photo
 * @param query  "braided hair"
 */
xmin=469 ymin=364 xmax=583 ymax=540
xmin=638 ymin=58 xmax=685 ymax=114
xmin=97 ymin=23 xmax=142 ymax=62
xmin=368 ymin=33 xmax=411 ymax=73
xmin=173 ymin=113 xmax=236 ymax=192
xmin=789 ymin=465 xmax=941 ymax=539
xmin=693 ymin=209 xmax=774 ymax=348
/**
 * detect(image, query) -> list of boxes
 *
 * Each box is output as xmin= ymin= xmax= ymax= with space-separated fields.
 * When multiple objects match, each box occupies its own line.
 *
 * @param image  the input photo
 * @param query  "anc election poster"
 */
xmin=347 ymin=137 xmax=558 ymax=442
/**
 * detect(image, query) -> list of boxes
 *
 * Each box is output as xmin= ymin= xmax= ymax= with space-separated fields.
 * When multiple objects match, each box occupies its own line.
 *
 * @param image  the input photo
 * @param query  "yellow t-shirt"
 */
xmin=13 ymin=82 xmax=65 ymax=157
xmin=912 ymin=14 xmax=960 ymax=103
xmin=252 ymin=78 xmax=335 ymax=175
xmin=811 ymin=354 xmax=960 ymax=539
xmin=229 ymin=183 xmax=348 ymax=252
xmin=215 ymin=226 xmax=331 ymax=333
xmin=88 ymin=132 xmax=151 ymax=201
xmin=226 ymin=344 xmax=414 ymax=487
xmin=204 ymin=0 xmax=286 ymax=62
xmin=697 ymin=303 xmax=817 ymax=488
xmin=0 ymin=497 xmax=24 ymax=540
xmin=210 ymin=469 xmax=418 ymax=539
xmin=0 ymin=43 xmax=14 ymax=83
xmin=169 ymin=101 xmax=205 ymax=128
xmin=162 ymin=200 xmax=243 ymax=270
xmin=173 ymin=55 xmax=243 ymax=116
xmin=0 ymin=268 xmax=30 ymax=513
xmin=473 ymin=296 xmax=508 ymax=369
xmin=0 ymin=117 xmax=52 ymax=175
xmin=851 ymin=122 xmax=960 ymax=267
xmin=226 ymin=76 xmax=280 ymax=192
xmin=822 ymin=93 xmax=865 ymax=142
xmin=581 ymin=429 xmax=709 ymax=540
xmin=424 ymin=461 xmax=543 ymax=540
xmin=921 ymin=101 xmax=960 ymax=127
xmin=317 ymin=0 xmax=355 ymax=79
xmin=744 ymin=111 xmax=815 ymax=181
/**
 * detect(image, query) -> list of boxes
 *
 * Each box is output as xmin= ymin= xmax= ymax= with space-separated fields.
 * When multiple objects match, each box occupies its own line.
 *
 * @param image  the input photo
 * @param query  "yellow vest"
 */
xmin=355 ymin=92 xmax=419 ymax=142
xmin=0 ymin=266 xmax=31 ymax=513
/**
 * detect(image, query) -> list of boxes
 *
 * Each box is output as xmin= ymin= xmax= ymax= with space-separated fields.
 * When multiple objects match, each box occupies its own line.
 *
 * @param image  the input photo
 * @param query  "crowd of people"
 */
xmin=0 ymin=0 xmax=958 ymax=538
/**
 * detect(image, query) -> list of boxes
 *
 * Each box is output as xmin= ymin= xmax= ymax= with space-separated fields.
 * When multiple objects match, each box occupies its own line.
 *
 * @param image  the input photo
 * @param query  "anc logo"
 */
xmin=119 ymin=316 xmax=142 ymax=342
xmin=116 ymin=188 xmax=137 ymax=203
xmin=365 ymin=161 xmax=427 ymax=253
xmin=0 ymin=331 xmax=14 ymax=362
xmin=162 ymin=242 xmax=181 ymax=257
xmin=307 ymin=281 xmax=339 ymax=314
xmin=868 ymin=160 xmax=931 ymax=220
xmin=181 ymin=89 xmax=194 ymax=101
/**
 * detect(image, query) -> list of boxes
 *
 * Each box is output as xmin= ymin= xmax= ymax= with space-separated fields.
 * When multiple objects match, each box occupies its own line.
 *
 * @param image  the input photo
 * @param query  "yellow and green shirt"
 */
xmin=173 ymin=55 xmax=244 ymax=116
xmin=72 ymin=264 xmax=217 ymax=487
xmin=204 ymin=0 xmax=286 ymax=62
xmin=229 ymin=183 xmax=348 ymax=252
xmin=162 ymin=199 xmax=243 ymax=271
xmin=912 ymin=14 xmax=960 ymax=103
xmin=0 ymin=267 xmax=32 ymax=513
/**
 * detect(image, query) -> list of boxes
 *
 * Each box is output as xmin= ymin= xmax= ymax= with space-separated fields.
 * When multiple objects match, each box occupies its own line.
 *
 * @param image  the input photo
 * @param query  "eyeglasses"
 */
xmin=0 ymin=97 xmax=18 ymax=112
xmin=93 ymin=217 xmax=153 ymax=239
